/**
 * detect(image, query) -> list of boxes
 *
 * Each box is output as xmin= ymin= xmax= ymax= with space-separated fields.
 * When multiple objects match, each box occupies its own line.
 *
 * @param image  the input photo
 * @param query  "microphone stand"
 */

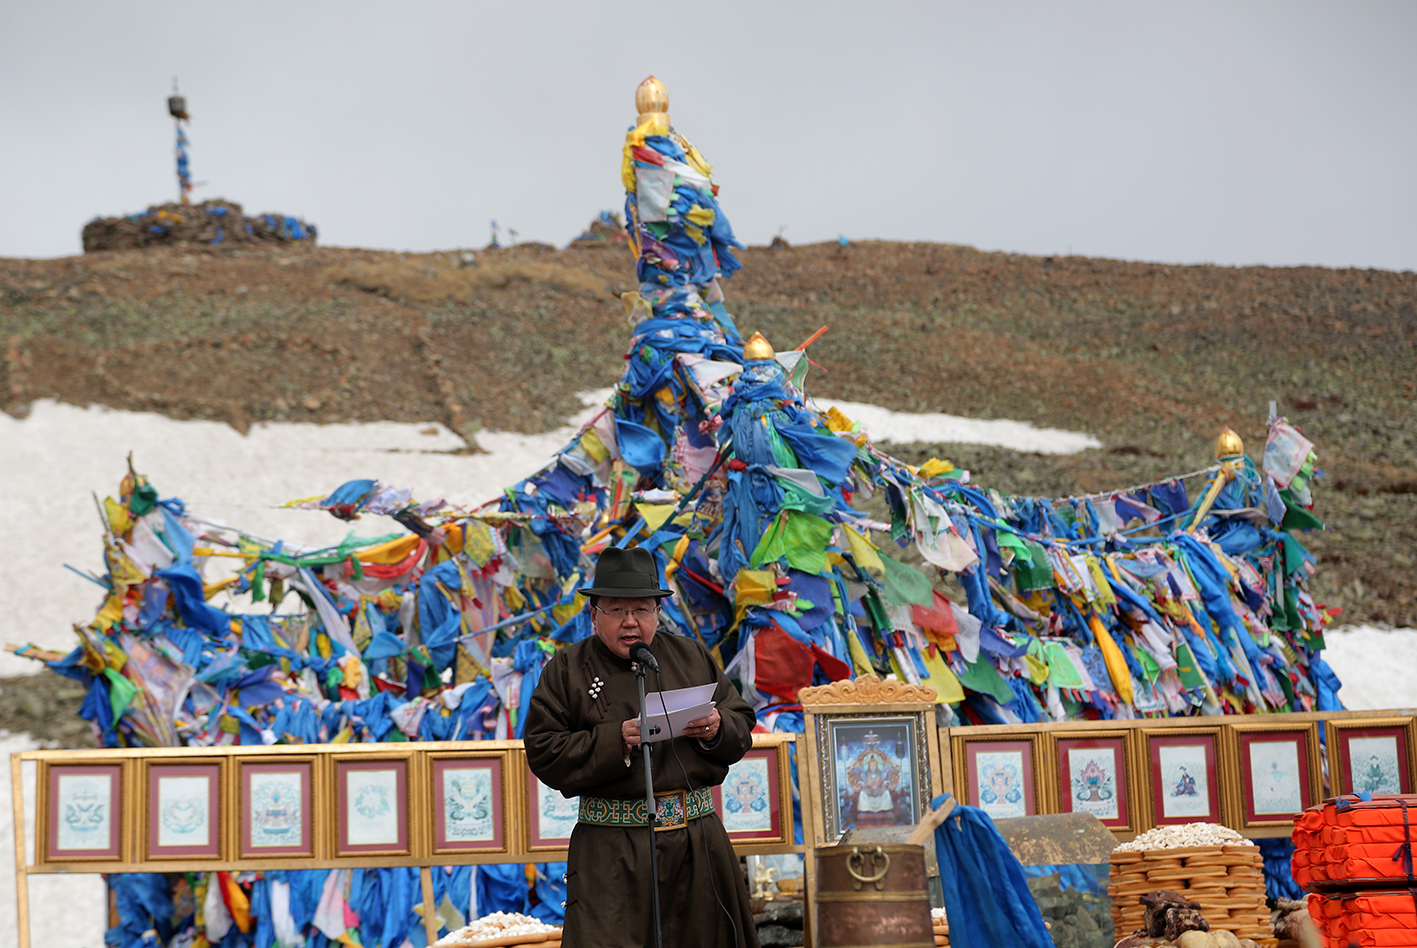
xmin=635 ymin=659 xmax=663 ymax=948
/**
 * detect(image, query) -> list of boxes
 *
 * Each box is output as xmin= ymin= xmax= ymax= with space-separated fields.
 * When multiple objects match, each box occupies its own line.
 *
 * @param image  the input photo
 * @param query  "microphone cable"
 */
xmin=653 ymin=674 xmax=744 ymax=948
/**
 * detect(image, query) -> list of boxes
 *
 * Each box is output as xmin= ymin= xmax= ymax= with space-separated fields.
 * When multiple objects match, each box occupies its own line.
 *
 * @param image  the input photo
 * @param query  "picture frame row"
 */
xmin=34 ymin=735 xmax=798 ymax=868
xmin=950 ymin=715 xmax=1417 ymax=837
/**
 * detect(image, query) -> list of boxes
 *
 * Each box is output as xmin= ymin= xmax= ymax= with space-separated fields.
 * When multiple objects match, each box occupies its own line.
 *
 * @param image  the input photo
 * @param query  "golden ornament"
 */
xmin=743 ymin=332 xmax=775 ymax=361
xmin=635 ymin=75 xmax=670 ymax=127
xmin=1215 ymin=427 xmax=1245 ymax=460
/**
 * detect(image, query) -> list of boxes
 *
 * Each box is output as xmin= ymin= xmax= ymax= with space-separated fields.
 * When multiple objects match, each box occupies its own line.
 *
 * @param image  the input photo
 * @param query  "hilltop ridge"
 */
xmin=2 ymin=237 xmax=1413 ymax=626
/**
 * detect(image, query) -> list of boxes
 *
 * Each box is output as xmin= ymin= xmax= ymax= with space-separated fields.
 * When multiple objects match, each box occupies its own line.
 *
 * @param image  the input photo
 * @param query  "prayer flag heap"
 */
xmin=18 ymin=76 xmax=1339 ymax=948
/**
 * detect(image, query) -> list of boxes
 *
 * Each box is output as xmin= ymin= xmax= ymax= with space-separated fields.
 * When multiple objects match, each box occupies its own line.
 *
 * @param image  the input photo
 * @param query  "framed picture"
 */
xmin=336 ymin=757 xmax=409 ymax=857
xmin=817 ymin=714 xmax=933 ymax=843
xmin=1053 ymin=731 xmax=1137 ymax=832
xmin=1329 ymin=717 xmax=1417 ymax=797
xmin=1230 ymin=722 xmax=1320 ymax=830
xmin=955 ymin=736 xmax=1042 ymax=821
xmin=1143 ymin=728 xmax=1223 ymax=827
xmin=711 ymin=737 xmax=794 ymax=846
xmin=239 ymin=759 xmax=314 ymax=859
xmin=145 ymin=762 xmax=223 ymax=860
xmin=43 ymin=762 xmax=123 ymax=862
xmin=524 ymin=770 xmax=580 ymax=852
xmin=430 ymin=753 xmax=508 ymax=854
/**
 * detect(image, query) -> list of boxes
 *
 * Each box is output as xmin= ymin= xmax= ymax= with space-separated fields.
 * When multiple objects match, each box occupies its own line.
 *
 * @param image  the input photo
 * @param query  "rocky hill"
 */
xmin=2 ymin=237 xmax=1413 ymax=635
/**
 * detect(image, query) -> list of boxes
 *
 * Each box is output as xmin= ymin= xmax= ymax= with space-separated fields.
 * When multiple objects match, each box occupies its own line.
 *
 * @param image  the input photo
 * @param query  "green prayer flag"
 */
xmin=1043 ymin=642 xmax=1085 ymax=689
xmin=880 ymin=555 xmax=934 ymax=606
xmin=1016 ymin=541 xmax=1054 ymax=592
xmin=953 ymin=656 xmax=1017 ymax=704
xmin=102 ymin=668 xmax=137 ymax=721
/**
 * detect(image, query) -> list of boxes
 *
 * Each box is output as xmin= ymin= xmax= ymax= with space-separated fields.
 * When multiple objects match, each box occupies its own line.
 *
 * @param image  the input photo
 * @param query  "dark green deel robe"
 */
xmin=524 ymin=630 xmax=762 ymax=948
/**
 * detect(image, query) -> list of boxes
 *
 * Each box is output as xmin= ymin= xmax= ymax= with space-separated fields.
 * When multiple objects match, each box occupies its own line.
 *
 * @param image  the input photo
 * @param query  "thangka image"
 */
xmin=831 ymin=721 xmax=916 ymax=835
xmin=1068 ymin=746 xmax=1119 ymax=821
xmin=720 ymin=754 xmax=772 ymax=834
xmin=975 ymin=750 xmax=1027 ymax=819
xmin=442 ymin=768 xmax=494 ymax=842
xmin=249 ymin=770 xmax=303 ymax=849
xmin=1350 ymin=736 xmax=1403 ymax=796
xmin=1159 ymin=744 xmax=1210 ymax=819
xmin=1249 ymin=740 xmax=1302 ymax=815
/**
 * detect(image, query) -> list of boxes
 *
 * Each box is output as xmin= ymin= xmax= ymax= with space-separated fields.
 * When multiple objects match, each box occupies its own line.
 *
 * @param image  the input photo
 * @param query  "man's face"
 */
xmin=590 ymin=596 xmax=660 ymax=660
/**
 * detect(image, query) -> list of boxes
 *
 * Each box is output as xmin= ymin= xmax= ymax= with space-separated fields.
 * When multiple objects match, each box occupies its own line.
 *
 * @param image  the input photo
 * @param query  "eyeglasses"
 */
xmin=594 ymin=605 xmax=658 ymax=621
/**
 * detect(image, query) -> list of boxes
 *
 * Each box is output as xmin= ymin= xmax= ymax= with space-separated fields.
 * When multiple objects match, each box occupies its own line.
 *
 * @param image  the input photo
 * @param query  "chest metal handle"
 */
xmin=846 ymin=845 xmax=890 ymax=890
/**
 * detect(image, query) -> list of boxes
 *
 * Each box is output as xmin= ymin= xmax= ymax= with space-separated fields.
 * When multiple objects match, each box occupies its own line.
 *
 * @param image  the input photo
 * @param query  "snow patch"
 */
xmin=814 ymin=398 xmax=1103 ymax=454
xmin=0 ymin=732 xmax=107 ymax=948
xmin=1322 ymin=625 xmax=1417 ymax=711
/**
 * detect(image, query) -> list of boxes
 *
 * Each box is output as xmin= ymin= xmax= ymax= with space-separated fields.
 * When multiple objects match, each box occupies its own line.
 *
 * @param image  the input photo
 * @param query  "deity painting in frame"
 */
xmin=821 ymin=715 xmax=927 ymax=842
xmin=431 ymin=755 xmax=506 ymax=854
xmin=336 ymin=758 xmax=409 ymax=857
xmin=146 ymin=762 xmax=222 ymax=860
xmin=525 ymin=770 xmax=580 ymax=852
xmin=1055 ymin=734 xmax=1134 ymax=831
xmin=1234 ymin=724 xmax=1318 ymax=829
xmin=960 ymin=738 xmax=1039 ymax=821
xmin=711 ymin=745 xmax=786 ymax=844
xmin=1331 ymin=718 xmax=1416 ymax=797
xmin=44 ymin=763 xmax=123 ymax=862
xmin=1145 ymin=729 xmax=1222 ymax=826
xmin=240 ymin=759 xmax=313 ymax=859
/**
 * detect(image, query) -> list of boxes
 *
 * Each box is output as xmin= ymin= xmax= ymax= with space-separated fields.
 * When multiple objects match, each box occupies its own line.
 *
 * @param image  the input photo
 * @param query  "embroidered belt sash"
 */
xmin=578 ymin=786 xmax=715 ymax=832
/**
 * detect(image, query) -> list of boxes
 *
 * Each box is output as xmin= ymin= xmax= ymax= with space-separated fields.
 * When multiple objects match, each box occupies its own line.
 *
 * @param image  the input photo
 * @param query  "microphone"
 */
xmin=630 ymin=641 xmax=659 ymax=673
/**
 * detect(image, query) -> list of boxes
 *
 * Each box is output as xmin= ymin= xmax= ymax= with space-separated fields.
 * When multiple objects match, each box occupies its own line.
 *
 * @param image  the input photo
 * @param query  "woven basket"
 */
xmin=1108 ymin=843 xmax=1274 ymax=946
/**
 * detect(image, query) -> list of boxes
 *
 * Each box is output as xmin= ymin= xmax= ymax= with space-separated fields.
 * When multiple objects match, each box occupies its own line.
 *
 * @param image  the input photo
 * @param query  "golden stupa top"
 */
xmin=636 ymin=75 xmax=671 ymax=127
xmin=1215 ymin=427 xmax=1245 ymax=460
xmin=743 ymin=332 xmax=775 ymax=361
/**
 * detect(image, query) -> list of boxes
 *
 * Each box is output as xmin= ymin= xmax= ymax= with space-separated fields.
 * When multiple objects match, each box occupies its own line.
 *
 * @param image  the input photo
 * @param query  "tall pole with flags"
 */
xmin=168 ymin=81 xmax=192 ymax=205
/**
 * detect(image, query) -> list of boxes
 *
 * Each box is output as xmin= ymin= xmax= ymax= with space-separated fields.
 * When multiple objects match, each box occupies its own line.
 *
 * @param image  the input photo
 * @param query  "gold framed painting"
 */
xmin=1327 ymin=715 xmax=1417 ymax=798
xmin=141 ymin=759 xmax=226 ymax=861
xmin=1226 ymin=720 xmax=1322 ymax=832
xmin=426 ymin=748 xmax=514 ymax=856
xmin=713 ymin=733 xmax=797 ymax=848
xmin=799 ymin=676 xmax=941 ymax=847
xmin=1049 ymin=728 xmax=1141 ymax=834
xmin=39 ymin=760 xmax=127 ymax=864
xmin=952 ymin=732 xmax=1048 ymax=821
xmin=333 ymin=753 xmax=413 ymax=858
xmin=1139 ymin=725 xmax=1225 ymax=829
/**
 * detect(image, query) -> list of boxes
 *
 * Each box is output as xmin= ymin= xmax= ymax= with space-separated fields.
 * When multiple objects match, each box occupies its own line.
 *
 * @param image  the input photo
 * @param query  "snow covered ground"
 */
xmin=1322 ymin=624 xmax=1417 ymax=711
xmin=0 ymin=733 xmax=107 ymax=948
xmin=0 ymin=396 xmax=1409 ymax=948
xmin=0 ymin=393 xmax=1102 ymax=677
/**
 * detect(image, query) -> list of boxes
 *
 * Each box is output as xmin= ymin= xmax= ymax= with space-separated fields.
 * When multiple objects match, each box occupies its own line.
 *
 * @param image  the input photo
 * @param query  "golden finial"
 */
xmin=635 ymin=75 xmax=671 ymax=127
xmin=1215 ymin=427 xmax=1245 ymax=460
xmin=743 ymin=332 xmax=775 ymax=361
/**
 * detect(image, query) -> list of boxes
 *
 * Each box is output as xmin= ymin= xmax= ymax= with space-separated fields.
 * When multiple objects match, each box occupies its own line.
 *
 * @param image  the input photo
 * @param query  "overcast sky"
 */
xmin=1 ymin=1 xmax=1413 ymax=269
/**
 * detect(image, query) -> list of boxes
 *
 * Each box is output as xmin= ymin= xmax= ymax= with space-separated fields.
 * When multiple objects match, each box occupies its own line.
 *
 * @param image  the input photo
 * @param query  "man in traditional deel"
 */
xmin=524 ymin=546 xmax=762 ymax=948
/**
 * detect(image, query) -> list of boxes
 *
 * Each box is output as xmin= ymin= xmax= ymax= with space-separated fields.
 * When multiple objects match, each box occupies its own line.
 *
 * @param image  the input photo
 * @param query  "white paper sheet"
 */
xmin=639 ymin=683 xmax=717 ymax=743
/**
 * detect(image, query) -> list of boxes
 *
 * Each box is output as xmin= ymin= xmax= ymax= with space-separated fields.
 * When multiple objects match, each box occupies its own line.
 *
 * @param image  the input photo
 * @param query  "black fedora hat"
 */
xmin=583 ymin=546 xmax=672 ymax=599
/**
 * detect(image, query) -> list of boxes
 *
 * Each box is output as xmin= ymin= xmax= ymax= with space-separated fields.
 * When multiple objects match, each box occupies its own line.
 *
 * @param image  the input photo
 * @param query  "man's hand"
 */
xmin=686 ymin=706 xmax=720 ymax=743
xmin=621 ymin=717 xmax=641 ymax=755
